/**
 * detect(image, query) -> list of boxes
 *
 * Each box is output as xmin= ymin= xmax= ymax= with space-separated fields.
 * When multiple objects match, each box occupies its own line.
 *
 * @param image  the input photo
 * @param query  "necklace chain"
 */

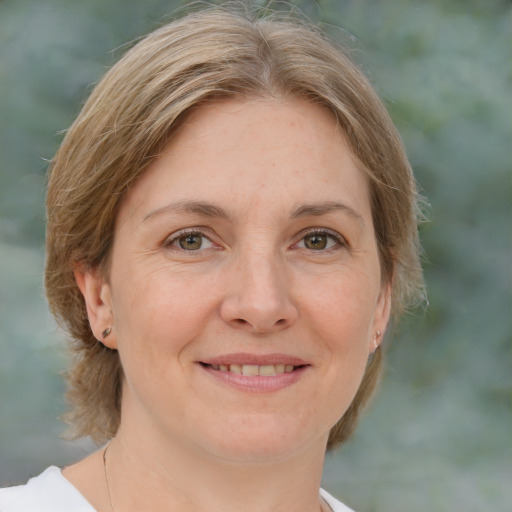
xmin=102 ymin=442 xmax=330 ymax=512
xmin=103 ymin=443 xmax=116 ymax=512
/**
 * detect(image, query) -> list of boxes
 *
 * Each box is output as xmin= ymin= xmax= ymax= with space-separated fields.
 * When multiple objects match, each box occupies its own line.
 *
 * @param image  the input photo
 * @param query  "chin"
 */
xmin=197 ymin=417 xmax=327 ymax=465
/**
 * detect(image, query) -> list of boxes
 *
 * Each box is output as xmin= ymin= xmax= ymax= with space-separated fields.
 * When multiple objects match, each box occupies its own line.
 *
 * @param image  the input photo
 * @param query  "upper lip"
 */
xmin=199 ymin=353 xmax=309 ymax=366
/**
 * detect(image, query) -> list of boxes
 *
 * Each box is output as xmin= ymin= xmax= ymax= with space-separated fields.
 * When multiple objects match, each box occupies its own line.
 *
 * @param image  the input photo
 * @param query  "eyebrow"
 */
xmin=143 ymin=199 xmax=365 ymax=225
xmin=290 ymin=201 xmax=365 ymax=226
xmin=143 ymin=200 xmax=231 ymax=222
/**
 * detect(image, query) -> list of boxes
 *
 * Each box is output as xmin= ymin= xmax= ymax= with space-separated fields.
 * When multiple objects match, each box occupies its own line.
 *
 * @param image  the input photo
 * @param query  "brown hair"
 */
xmin=45 ymin=5 xmax=425 ymax=450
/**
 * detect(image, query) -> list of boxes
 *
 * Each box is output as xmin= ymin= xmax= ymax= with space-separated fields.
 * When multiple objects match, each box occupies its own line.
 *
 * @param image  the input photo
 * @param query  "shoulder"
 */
xmin=320 ymin=487 xmax=357 ymax=512
xmin=0 ymin=466 xmax=95 ymax=512
xmin=0 ymin=470 xmax=353 ymax=512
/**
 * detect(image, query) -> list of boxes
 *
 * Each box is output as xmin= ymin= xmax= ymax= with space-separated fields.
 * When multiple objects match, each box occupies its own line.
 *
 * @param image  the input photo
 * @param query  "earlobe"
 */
xmin=371 ymin=284 xmax=392 ymax=352
xmin=73 ymin=264 xmax=117 ymax=349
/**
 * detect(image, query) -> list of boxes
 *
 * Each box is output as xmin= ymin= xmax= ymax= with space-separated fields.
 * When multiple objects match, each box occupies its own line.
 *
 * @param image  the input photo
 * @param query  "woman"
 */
xmin=0 ymin=5 xmax=424 ymax=512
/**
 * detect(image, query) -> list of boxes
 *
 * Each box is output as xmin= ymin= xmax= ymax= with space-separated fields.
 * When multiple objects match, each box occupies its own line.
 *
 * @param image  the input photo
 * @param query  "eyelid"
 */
xmin=162 ymin=226 xmax=347 ymax=252
xmin=293 ymin=227 xmax=348 ymax=250
xmin=163 ymin=227 xmax=218 ymax=250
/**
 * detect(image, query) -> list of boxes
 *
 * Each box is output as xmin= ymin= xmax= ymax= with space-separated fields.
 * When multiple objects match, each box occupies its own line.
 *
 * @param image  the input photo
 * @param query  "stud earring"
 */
xmin=102 ymin=327 xmax=112 ymax=339
xmin=373 ymin=330 xmax=382 ymax=352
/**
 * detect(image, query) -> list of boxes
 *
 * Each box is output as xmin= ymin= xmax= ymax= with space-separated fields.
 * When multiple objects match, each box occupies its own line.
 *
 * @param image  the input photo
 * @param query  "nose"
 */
xmin=219 ymin=251 xmax=298 ymax=334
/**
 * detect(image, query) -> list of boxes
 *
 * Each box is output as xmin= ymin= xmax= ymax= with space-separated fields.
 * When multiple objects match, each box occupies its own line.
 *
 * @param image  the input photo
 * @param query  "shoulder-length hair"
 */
xmin=45 ymin=5 xmax=425 ymax=450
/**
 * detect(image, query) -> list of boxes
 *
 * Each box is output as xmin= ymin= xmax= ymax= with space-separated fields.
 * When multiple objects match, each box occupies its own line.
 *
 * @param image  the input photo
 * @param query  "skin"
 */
xmin=68 ymin=97 xmax=391 ymax=512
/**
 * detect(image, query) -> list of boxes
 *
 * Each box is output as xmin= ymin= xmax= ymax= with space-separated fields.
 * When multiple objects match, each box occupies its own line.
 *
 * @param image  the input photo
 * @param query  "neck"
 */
xmin=106 ymin=421 xmax=328 ymax=512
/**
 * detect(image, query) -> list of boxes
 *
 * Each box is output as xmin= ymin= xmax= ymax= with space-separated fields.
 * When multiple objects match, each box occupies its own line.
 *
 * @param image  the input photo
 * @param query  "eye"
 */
xmin=165 ymin=230 xmax=215 ymax=251
xmin=295 ymin=230 xmax=345 ymax=251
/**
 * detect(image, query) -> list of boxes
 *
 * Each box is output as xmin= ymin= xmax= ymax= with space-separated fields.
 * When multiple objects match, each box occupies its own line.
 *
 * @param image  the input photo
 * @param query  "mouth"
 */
xmin=199 ymin=362 xmax=305 ymax=376
xmin=197 ymin=353 xmax=310 ymax=392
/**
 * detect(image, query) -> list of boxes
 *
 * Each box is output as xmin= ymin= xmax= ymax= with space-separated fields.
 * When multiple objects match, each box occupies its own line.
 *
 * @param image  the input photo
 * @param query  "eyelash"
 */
xmin=164 ymin=227 xmax=347 ymax=254
xmin=293 ymin=228 xmax=347 ymax=252
xmin=163 ymin=228 xmax=216 ymax=252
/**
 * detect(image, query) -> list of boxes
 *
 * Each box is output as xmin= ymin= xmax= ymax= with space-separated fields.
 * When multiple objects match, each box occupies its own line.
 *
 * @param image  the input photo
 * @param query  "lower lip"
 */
xmin=199 ymin=364 xmax=309 ymax=393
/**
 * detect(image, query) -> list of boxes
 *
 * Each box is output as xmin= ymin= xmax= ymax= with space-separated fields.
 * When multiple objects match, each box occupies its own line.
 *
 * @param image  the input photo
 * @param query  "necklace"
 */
xmin=321 ymin=499 xmax=333 ymax=512
xmin=103 ymin=443 xmax=330 ymax=512
xmin=103 ymin=443 xmax=116 ymax=512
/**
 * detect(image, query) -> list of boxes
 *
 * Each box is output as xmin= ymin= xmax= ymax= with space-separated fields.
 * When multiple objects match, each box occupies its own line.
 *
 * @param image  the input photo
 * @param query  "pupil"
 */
xmin=305 ymin=234 xmax=327 ymax=250
xmin=179 ymin=234 xmax=202 ymax=250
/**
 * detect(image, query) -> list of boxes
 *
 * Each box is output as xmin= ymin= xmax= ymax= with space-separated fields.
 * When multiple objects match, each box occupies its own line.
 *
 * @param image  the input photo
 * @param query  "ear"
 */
xmin=74 ymin=264 xmax=117 ymax=349
xmin=371 ymin=283 xmax=392 ymax=353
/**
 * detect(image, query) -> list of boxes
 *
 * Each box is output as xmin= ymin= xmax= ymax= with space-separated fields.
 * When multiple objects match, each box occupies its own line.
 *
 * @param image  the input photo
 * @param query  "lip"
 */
xmin=196 ymin=353 xmax=311 ymax=393
xmin=199 ymin=353 xmax=309 ymax=366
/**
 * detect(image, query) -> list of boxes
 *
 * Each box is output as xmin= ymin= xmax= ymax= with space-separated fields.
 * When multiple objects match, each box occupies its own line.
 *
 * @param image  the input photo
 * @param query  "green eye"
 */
xmin=178 ymin=234 xmax=203 ymax=250
xmin=165 ymin=229 xmax=216 ymax=252
xmin=297 ymin=230 xmax=344 ymax=251
xmin=303 ymin=233 xmax=329 ymax=250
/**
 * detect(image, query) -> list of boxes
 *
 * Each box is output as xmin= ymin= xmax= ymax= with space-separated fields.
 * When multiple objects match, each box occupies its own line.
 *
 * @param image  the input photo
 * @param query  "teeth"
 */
xmin=242 ymin=365 xmax=259 ymax=376
xmin=259 ymin=365 xmax=276 ymax=376
xmin=208 ymin=363 xmax=298 ymax=375
xmin=230 ymin=364 xmax=242 ymax=374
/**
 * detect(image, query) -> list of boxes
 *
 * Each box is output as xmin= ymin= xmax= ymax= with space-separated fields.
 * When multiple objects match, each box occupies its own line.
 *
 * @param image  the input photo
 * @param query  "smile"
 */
xmin=198 ymin=354 xmax=310 ymax=392
xmin=202 ymin=363 xmax=298 ymax=376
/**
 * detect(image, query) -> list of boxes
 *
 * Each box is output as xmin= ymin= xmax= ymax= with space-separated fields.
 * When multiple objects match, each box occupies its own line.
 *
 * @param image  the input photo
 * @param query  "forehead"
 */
xmin=118 ymin=97 xmax=371 ymax=224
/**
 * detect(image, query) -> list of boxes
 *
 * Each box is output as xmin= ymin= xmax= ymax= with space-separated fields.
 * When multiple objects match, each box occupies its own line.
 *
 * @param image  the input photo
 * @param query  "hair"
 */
xmin=45 ymin=4 xmax=425 ymax=450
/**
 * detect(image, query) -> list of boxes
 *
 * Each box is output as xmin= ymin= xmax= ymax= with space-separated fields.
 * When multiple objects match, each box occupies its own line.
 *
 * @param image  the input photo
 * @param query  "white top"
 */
xmin=0 ymin=466 xmax=355 ymax=512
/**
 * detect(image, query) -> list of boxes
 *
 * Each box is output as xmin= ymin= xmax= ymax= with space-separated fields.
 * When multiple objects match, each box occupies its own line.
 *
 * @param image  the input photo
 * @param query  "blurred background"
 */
xmin=0 ymin=0 xmax=510 ymax=510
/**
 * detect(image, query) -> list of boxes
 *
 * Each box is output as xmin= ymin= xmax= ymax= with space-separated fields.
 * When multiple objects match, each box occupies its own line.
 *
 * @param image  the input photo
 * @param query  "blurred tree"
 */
xmin=1 ymin=0 xmax=510 ymax=509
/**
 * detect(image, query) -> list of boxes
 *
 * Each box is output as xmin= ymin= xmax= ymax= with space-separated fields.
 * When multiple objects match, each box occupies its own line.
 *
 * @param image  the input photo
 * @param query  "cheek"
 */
xmin=301 ymin=268 xmax=378 ymax=348
xmin=111 ymin=268 xmax=213 ymax=372
xmin=303 ymin=276 xmax=377 ymax=423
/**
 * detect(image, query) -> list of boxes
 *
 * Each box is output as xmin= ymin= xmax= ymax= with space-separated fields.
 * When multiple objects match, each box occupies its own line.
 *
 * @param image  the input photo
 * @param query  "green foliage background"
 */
xmin=0 ymin=0 xmax=510 ymax=510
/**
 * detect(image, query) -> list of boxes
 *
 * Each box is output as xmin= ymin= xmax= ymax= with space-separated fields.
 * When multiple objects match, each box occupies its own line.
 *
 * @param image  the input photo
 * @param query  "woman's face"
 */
xmin=81 ymin=98 xmax=390 ymax=462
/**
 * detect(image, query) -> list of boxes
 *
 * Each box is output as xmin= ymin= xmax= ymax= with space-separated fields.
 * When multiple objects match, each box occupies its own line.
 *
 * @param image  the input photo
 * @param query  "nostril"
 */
xmin=231 ymin=317 xmax=287 ymax=331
